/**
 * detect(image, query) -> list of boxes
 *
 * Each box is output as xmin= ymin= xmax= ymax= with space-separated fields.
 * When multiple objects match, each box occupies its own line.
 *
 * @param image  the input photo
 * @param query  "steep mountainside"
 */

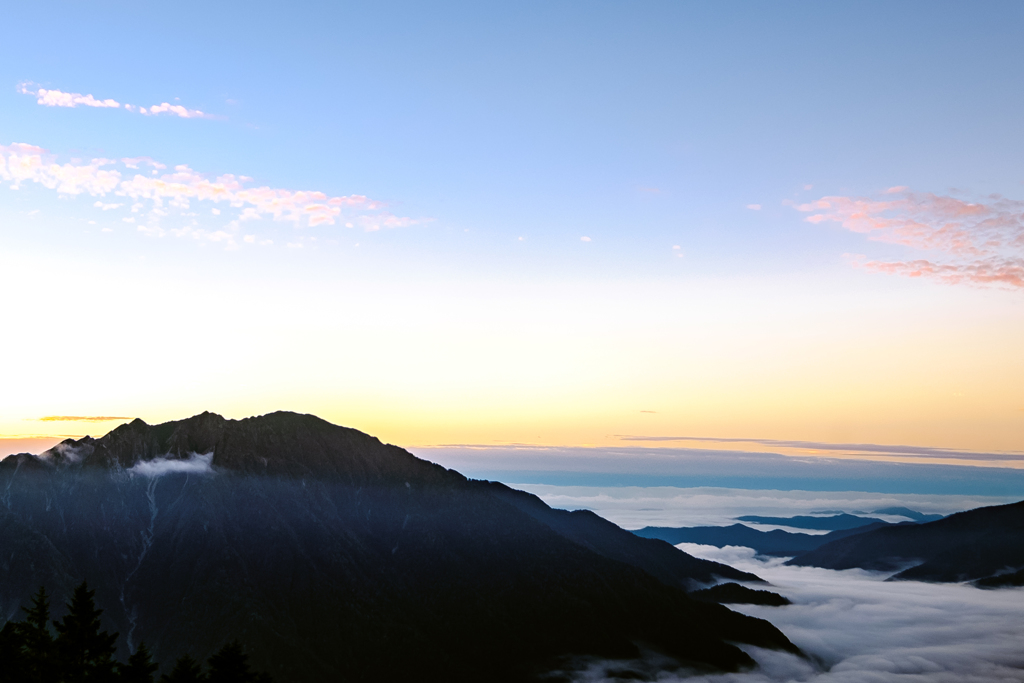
xmin=786 ymin=499 xmax=1024 ymax=583
xmin=0 ymin=412 xmax=798 ymax=682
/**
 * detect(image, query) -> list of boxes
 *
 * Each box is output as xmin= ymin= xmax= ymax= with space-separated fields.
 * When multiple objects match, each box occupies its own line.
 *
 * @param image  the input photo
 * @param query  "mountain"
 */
xmin=633 ymin=522 xmax=894 ymax=556
xmin=690 ymin=584 xmax=791 ymax=607
xmin=735 ymin=513 xmax=886 ymax=531
xmin=786 ymin=499 xmax=1024 ymax=584
xmin=975 ymin=568 xmax=1024 ymax=589
xmin=0 ymin=412 xmax=798 ymax=682
xmin=869 ymin=507 xmax=944 ymax=523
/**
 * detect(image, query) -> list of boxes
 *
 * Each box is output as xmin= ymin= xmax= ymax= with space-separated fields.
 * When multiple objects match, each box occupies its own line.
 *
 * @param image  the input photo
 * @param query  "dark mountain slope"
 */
xmin=690 ymin=584 xmax=791 ymax=606
xmin=786 ymin=499 xmax=1024 ymax=582
xmin=0 ymin=412 xmax=798 ymax=682
xmin=633 ymin=522 xmax=894 ymax=557
xmin=482 ymin=482 xmax=761 ymax=588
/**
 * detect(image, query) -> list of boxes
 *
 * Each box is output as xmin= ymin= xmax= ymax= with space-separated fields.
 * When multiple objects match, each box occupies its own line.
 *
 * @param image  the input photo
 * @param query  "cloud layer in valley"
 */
xmin=511 ymin=484 xmax=1012 ymax=529
xmin=0 ymin=142 xmax=419 ymax=246
xmin=792 ymin=188 xmax=1024 ymax=289
xmin=564 ymin=549 xmax=1024 ymax=682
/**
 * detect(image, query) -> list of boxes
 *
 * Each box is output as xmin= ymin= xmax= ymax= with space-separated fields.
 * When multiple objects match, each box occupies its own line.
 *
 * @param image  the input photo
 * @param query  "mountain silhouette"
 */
xmin=0 ymin=412 xmax=798 ymax=682
xmin=786 ymin=499 xmax=1024 ymax=584
xmin=869 ymin=507 xmax=944 ymax=523
xmin=689 ymin=583 xmax=791 ymax=606
xmin=633 ymin=521 xmax=896 ymax=556
xmin=735 ymin=513 xmax=886 ymax=531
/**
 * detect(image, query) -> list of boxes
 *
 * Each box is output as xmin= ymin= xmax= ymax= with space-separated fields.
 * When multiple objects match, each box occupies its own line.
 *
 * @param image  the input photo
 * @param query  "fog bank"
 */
xmin=565 ymin=548 xmax=1024 ymax=682
xmin=512 ymin=484 xmax=1012 ymax=529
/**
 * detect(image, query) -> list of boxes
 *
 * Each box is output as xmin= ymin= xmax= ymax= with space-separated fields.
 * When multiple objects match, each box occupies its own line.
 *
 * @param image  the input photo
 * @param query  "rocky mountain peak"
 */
xmin=29 ymin=411 xmax=460 ymax=485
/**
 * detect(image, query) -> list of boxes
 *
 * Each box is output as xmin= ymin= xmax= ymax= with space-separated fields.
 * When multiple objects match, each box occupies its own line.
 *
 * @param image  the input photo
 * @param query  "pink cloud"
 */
xmin=794 ymin=188 xmax=1024 ymax=289
xmin=0 ymin=142 xmax=420 ymax=246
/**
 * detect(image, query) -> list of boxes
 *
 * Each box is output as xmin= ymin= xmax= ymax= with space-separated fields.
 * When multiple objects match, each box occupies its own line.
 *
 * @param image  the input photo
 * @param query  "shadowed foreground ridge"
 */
xmin=0 ymin=411 xmax=799 ymax=682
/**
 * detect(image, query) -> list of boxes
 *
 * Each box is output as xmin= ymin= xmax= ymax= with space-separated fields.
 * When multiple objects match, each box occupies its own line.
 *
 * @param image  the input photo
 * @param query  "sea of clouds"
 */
xmin=512 ymin=483 xmax=1014 ymax=530
xmin=522 ymin=484 xmax=1024 ymax=683
xmin=563 ymin=547 xmax=1024 ymax=683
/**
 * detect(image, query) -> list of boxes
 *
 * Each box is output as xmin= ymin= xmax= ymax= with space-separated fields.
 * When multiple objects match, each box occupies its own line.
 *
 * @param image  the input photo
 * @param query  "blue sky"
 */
xmin=2 ymin=1 xmax=1023 ymax=480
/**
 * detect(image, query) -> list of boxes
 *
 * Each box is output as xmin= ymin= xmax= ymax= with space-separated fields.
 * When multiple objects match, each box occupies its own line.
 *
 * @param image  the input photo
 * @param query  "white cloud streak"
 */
xmin=18 ymin=82 xmax=119 ymax=108
xmin=18 ymin=82 xmax=214 ymax=119
xmin=124 ymin=102 xmax=211 ymax=119
xmin=618 ymin=435 xmax=1024 ymax=466
xmin=0 ymin=142 xmax=420 ymax=247
xmin=127 ymin=452 xmax=214 ymax=477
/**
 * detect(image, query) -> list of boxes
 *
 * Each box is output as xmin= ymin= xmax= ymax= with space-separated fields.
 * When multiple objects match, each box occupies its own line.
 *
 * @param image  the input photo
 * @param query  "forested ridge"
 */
xmin=0 ymin=583 xmax=272 ymax=683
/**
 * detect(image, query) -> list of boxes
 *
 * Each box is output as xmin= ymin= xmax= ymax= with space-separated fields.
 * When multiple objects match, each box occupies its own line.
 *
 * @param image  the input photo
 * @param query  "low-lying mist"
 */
xmin=126 ymin=451 xmax=214 ymax=477
xmin=512 ymin=484 xmax=1011 ymax=529
xmin=565 ymin=546 xmax=1024 ymax=683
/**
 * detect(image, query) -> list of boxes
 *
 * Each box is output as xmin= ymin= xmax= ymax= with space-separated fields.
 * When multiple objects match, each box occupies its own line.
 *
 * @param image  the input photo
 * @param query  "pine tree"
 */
xmin=20 ymin=586 xmax=57 ymax=683
xmin=119 ymin=642 xmax=159 ymax=683
xmin=159 ymin=654 xmax=206 ymax=683
xmin=53 ymin=581 xmax=119 ymax=683
xmin=206 ymin=642 xmax=253 ymax=683
xmin=0 ymin=621 xmax=28 ymax=683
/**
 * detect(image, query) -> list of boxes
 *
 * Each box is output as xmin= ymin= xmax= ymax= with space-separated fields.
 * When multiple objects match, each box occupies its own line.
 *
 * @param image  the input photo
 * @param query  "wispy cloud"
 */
xmin=128 ymin=452 xmax=214 ymax=477
xmin=791 ymin=188 xmax=1024 ymax=289
xmin=616 ymin=435 xmax=1024 ymax=465
xmin=37 ymin=416 xmax=134 ymax=422
xmin=0 ymin=142 xmax=420 ymax=247
xmin=17 ymin=82 xmax=215 ymax=119
xmin=124 ymin=102 xmax=210 ymax=119
xmin=18 ymin=82 xmax=120 ymax=108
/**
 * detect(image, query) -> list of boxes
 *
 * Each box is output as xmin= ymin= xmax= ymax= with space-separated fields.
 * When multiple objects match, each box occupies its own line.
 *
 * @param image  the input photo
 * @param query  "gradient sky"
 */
xmin=2 ymin=1 xmax=1023 ymax=472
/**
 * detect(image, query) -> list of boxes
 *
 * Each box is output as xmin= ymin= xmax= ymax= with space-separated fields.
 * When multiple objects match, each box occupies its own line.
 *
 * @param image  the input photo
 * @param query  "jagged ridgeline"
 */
xmin=0 ymin=412 xmax=799 ymax=682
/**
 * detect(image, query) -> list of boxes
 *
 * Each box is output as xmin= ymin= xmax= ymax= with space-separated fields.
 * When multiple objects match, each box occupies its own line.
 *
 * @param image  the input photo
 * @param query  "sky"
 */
xmin=2 ymin=1 xmax=1023 ymax=485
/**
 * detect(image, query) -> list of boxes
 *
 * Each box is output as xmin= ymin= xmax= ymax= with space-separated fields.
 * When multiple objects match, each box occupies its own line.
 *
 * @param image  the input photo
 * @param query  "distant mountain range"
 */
xmin=633 ymin=507 xmax=951 ymax=559
xmin=786 ymin=500 xmax=1024 ymax=585
xmin=0 ymin=412 xmax=799 ymax=682
xmin=633 ymin=522 xmax=897 ymax=556
xmin=868 ymin=507 xmax=944 ymax=523
xmin=735 ymin=513 xmax=889 ymax=531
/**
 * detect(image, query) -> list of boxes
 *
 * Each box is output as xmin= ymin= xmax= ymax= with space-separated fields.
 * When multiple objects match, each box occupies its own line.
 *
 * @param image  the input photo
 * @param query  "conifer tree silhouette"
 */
xmin=207 ymin=641 xmax=254 ymax=683
xmin=158 ymin=654 xmax=206 ymax=683
xmin=20 ymin=587 xmax=57 ymax=683
xmin=53 ymin=581 xmax=119 ymax=683
xmin=120 ymin=642 xmax=159 ymax=683
xmin=2 ymin=585 xmax=273 ymax=683
xmin=0 ymin=621 xmax=27 ymax=683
